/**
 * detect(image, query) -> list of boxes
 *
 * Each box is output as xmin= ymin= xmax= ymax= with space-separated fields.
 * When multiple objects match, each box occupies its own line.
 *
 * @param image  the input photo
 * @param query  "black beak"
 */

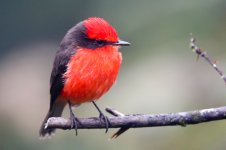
xmin=112 ymin=40 xmax=130 ymax=46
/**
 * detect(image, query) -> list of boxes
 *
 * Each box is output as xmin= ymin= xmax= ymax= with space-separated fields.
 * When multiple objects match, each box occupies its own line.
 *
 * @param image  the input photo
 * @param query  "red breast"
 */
xmin=61 ymin=46 xmax=122 ymax=105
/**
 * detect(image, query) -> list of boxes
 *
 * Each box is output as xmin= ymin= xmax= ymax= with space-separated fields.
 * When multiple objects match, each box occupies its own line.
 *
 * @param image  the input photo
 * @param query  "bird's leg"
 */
xmin=92 ymin=101 xmax=109 ymax=133
xmin=68 ymin=101 xmax=78 ymax=136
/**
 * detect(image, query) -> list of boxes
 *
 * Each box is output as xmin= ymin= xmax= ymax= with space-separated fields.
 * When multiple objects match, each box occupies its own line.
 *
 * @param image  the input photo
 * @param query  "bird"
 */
xmin=39 ymin=17 xmax=130 ymax=137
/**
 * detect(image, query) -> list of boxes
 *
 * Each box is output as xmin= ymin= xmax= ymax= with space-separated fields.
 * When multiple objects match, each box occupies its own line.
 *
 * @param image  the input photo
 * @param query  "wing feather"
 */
xmin=49 ymin=49 xmax=74 ymax=110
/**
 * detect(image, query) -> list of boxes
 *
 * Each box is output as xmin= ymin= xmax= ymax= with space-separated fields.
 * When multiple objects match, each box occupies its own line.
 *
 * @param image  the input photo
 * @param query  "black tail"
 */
xmin=39 ymin=101 xmax=66 ymax=137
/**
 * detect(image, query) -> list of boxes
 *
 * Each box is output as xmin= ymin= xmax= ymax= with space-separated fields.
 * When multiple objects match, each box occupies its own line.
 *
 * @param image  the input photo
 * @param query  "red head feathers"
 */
xmin=84 ymin=17 xmax=119 ymax=42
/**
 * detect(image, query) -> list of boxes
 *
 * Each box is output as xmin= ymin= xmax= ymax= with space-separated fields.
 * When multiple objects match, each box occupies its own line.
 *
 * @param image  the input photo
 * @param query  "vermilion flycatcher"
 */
xmin=39 ymin=17 xmax=130 ymax=137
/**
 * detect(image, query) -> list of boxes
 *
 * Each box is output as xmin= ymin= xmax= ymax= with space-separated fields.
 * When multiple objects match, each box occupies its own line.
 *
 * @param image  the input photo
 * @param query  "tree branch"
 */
xmin=190 ymin=35 xmax=226 ymax=84
xmin=44 ymin=36 xmax=226 ymax=137
xmin=46 ymin=106 xmax=226 ymax=130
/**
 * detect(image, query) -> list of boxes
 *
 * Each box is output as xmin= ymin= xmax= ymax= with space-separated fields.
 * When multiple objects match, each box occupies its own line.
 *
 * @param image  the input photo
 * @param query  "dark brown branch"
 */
xmin=45 ymin=106 xmax=226 ymax=130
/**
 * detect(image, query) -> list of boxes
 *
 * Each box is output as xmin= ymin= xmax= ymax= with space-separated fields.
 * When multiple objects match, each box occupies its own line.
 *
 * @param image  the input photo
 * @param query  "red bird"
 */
xmin=39 ymin=17 xmax=130 ymax=137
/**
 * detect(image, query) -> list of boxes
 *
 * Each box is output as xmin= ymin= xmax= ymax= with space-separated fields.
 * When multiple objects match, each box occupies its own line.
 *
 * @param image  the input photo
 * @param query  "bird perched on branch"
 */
xmin=39 ymin=17 xmax=130 ymax=137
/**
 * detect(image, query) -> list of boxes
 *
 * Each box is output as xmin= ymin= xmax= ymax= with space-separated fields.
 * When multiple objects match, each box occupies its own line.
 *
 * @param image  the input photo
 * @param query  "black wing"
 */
xmin=49 ymin=21 xmax=86 ymax=110
xmin=49 ymin=48 xmax=74 ymax=110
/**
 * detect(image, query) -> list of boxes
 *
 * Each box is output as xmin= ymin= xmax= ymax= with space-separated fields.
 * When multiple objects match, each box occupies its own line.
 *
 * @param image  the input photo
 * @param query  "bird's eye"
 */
xmin=95 ymin=40 xmax=105 ymax=45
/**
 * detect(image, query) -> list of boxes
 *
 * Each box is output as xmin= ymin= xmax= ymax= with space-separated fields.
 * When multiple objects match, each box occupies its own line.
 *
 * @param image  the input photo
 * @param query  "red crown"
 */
xmin=84 ymin=17 xmax=119 ymax=42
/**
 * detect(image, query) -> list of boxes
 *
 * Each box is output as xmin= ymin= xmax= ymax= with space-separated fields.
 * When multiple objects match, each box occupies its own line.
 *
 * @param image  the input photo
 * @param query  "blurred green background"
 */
xmin=1 ymin=0 xmax=226 ymax=150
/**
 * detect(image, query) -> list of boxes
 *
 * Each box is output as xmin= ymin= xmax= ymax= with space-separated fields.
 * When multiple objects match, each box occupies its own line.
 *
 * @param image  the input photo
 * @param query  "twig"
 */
xmin=46 ymin=106 xmax=226 ymax=131
xmin=190 ymin=36 xmax=226 ymax=84
xmin=105 ymin=107 xmax=125 ymax=117
xmin=105 ymin=107 xmax=129 ymax=138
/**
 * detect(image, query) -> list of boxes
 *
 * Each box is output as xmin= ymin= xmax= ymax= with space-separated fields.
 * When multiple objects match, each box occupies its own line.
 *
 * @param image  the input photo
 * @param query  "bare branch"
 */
xmin=105 ymin=107 xmax=129 ymax=138
xmin=46 ymin=106 xmax=226 ymax=131
xmin=190 ymin=36 xmax=226 ymax=84
xmin=43 ymin=36 xmax=226 ymax=137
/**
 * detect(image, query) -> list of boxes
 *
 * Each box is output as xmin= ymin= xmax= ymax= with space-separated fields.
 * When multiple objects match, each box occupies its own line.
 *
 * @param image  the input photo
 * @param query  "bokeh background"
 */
xmin=1 ymin=0 xmax=226 ymax=150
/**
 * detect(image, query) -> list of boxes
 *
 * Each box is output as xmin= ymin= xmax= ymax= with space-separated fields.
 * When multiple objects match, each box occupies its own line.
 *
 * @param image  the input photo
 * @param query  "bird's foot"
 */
xmin=68 ymin=101 xmax=79 ymax=136
xmin=99 ymin=112 xmax=110 ymax=133
xmin=70 ymin=112 xmax=78 ymax=135
xmin=92 ymin=101 xmax=110 ymax=133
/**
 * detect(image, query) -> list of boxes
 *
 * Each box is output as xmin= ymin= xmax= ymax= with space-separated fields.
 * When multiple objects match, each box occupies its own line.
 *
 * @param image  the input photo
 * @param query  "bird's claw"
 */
xmin=68 ymin=101 xmax=79 ymax=136
xmin=70 ymin=114 xmax=78 ymax=136
xmin=99 ymin=113 xmax=110 ymax=133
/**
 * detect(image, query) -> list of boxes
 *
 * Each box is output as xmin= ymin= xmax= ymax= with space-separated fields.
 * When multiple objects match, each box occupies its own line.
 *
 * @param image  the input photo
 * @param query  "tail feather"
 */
xmin=39 ymin=101 xmax=66 ymax=137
